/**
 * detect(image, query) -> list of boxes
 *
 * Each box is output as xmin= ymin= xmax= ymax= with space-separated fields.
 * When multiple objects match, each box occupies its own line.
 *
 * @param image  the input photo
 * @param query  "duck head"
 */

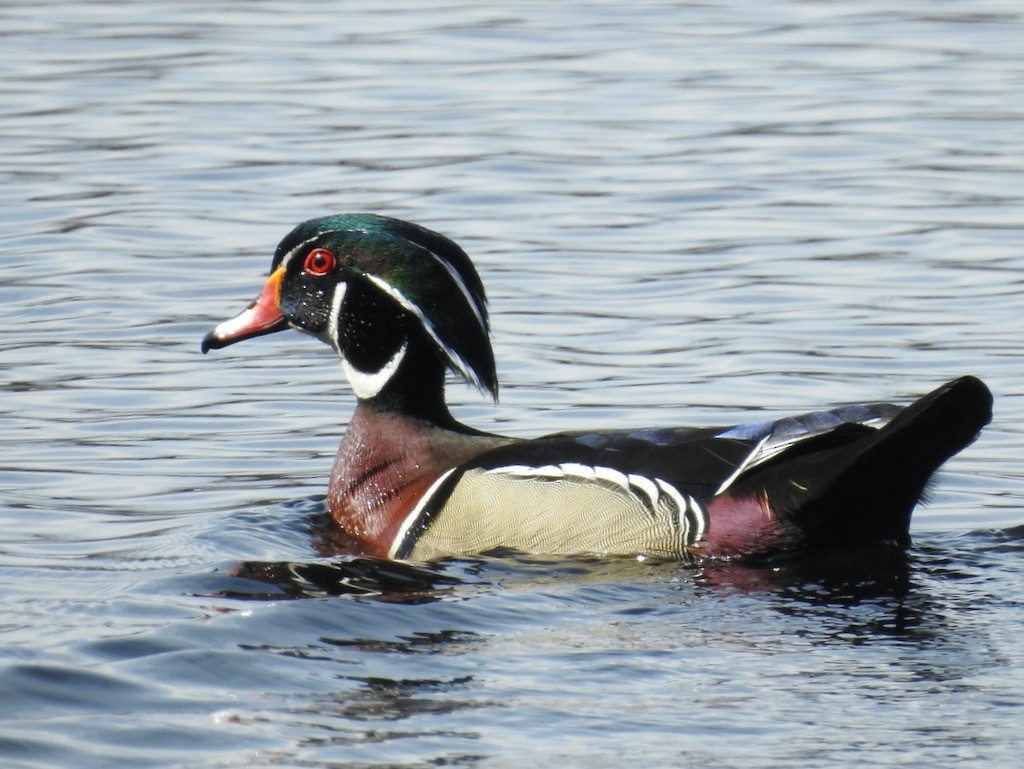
xmin=202 ymin=214 xmax=497 ymax=413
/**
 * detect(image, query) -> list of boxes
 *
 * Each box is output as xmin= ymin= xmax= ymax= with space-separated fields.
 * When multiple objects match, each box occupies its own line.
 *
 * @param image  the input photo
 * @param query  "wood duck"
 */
xmin=202 ymin=214 xmax=992 ymax=561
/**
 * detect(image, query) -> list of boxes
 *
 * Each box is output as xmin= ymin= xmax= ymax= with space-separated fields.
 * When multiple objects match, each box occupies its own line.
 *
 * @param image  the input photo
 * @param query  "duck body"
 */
xmin=203 ymin=214 xmax=992 ymax=562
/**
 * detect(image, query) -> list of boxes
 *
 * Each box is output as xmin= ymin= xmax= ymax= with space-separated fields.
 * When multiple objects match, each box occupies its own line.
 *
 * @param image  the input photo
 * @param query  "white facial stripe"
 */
xmin=423 ymin=245 xmax=486 ymax=330
xmin=364 ymin=274 xmax=483 ymax=390
xmin=341 ymin=339 xmax=408 ymax=400
xmin=279 ymin=235 xmax=322 ymax=269
xmin=290 ymin=227 xmax=485 ymax=332
xmin=327 ymin=281 xmax=347 ymax=353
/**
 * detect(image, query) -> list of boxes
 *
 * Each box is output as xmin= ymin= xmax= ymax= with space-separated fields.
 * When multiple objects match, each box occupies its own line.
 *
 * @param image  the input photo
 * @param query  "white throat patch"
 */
xmin=341 ymin=339 xmax=409 ymax=400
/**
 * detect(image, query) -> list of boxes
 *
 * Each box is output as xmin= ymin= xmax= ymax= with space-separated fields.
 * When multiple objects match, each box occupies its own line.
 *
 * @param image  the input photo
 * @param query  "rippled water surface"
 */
xmin=2 ymin=1 xmax=1023 ymax=767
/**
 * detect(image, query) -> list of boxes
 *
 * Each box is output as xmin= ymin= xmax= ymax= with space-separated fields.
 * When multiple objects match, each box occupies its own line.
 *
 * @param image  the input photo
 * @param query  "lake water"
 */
xmin=2 ymin=1 xmax=1023 ymax=767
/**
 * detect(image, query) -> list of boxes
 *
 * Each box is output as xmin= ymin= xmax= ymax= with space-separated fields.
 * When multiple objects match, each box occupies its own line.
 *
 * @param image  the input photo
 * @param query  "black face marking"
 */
xmin=278 ymin=270 xmax=336 ymax=336
xmin=337 ymin=279 xmax=408 ymax=373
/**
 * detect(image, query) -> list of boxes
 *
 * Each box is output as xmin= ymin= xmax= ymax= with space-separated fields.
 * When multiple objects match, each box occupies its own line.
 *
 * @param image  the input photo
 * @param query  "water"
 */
xmin=2 ymin=1 xmax=1023 ymax=766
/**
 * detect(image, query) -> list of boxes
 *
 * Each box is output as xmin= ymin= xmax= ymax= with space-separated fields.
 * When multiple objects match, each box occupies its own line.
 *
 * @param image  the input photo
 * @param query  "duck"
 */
xmin=202 ymin=213 xmax=992 ymax=562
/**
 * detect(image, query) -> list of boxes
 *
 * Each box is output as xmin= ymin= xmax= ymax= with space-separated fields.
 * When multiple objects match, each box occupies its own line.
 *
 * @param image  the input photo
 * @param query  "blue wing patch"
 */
xmin=716 ymin=403 xmax=899 ymax=441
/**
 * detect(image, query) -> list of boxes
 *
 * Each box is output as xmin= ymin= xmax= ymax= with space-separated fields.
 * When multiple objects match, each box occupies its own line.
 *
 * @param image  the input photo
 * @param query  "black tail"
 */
xmin=777 ymin=376 xmax=992 ymax=549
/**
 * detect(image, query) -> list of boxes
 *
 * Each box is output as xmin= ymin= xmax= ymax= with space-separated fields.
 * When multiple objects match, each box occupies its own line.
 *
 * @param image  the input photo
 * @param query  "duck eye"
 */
xmin=303 ymin=248 xmax=337 ymax=277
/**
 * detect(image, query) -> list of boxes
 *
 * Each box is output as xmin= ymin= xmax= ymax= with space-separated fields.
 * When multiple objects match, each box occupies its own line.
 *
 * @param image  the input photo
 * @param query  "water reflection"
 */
xmin=698 ymin=543 xmax=912 ymax=600
xmin=226 ymin=526 xmax=919 ymax=611
xmin=230 ymin=557 xmax=459 ymax=602
xmin=190 ymin=531 xmax=1017 ymax=769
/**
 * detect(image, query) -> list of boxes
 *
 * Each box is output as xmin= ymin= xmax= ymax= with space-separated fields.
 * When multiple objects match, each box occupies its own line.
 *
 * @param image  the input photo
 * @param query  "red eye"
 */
xmin=303 ymin=248 xmax=337 ymax=276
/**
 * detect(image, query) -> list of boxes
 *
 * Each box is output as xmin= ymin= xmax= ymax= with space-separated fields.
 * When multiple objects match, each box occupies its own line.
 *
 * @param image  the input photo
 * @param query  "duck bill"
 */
xmin=201 ymin=267 xmax=288 ymax=353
